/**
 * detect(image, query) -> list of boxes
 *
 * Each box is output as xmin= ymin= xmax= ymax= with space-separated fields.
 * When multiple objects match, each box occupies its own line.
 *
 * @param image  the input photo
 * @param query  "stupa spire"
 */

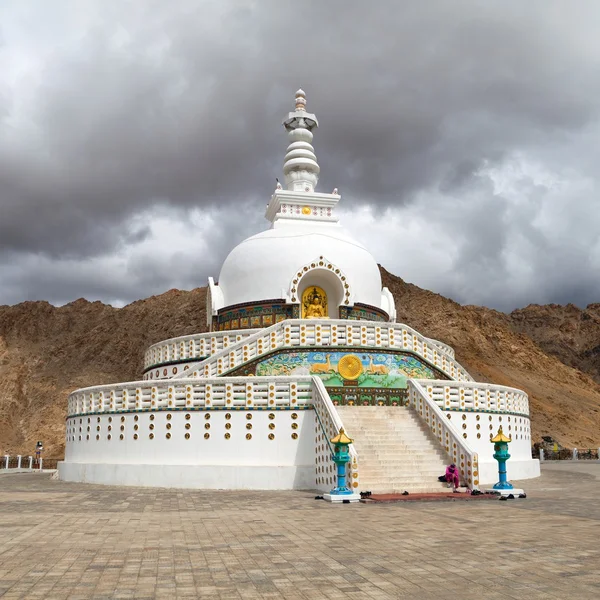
xmin=282 ymin=89 xmax=320 ymax=192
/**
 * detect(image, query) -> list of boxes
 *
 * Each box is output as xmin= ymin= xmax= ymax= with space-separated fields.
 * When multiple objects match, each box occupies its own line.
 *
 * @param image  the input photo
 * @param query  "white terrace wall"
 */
xmin=61 ymin=408 xmax=316 ymax=490
xmin=61 ymin=375 xmax=356 ymax=491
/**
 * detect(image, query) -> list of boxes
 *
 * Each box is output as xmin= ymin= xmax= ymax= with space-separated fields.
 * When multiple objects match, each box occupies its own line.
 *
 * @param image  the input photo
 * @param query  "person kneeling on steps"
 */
xmin=444 ymin=463 xmax=460 ymax=491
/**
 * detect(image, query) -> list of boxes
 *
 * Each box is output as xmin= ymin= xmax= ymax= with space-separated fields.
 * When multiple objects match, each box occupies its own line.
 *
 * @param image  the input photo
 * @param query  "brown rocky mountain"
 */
xmin=1 ymin=269 xmax=599 ymax=457
xmin=508 ymin=303 xmax=600 ymax=385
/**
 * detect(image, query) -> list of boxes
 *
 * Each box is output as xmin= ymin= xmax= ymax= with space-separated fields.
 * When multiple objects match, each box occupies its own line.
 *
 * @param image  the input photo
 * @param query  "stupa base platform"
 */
xmin=323 ymin=493 xmax=361 ymax=503
xmin=58 ymin=462 xmax=316 ymax=490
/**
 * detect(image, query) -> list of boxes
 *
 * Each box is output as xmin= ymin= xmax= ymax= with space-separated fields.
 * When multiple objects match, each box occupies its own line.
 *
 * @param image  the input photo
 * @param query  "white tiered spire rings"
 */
xmin=282 ymin=89 xmax=320 ymax=193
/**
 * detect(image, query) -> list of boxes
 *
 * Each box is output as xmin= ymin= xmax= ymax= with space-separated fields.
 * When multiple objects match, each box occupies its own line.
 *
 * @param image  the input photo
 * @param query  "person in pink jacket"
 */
xmin=445 ymin=464 xmax=460 ymax=490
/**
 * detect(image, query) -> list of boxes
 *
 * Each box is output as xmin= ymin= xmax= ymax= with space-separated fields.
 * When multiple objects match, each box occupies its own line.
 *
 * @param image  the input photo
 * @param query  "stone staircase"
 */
xmin=336 ymin=406 xmax=451 ymax=494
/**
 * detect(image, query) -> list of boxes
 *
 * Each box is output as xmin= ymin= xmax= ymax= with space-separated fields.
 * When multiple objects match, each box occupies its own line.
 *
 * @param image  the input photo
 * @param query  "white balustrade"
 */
xmin=426 ymin=338 xmax=455 ymax=358
xmin=312 ymin=377 xmax=360 ymax=492
xmin=408 ymin=380 xmax=480 ymax=489
xmin=411 ymin=379 xmax=530 ymax=416
xmin=143 ymin=329 xmax=256 ymax=370
xmin=68 ymin=376 xmax=318 ymax=416
xmin=169 ymin=320 xmax=469 ymax=383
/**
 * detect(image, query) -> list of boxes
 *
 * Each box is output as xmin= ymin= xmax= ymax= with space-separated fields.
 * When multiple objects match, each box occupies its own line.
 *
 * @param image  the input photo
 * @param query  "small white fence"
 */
xmin=539 ymin=448 xmax=600 ymax=461
xmin=0 ymin=456 xmax=43 ymax=471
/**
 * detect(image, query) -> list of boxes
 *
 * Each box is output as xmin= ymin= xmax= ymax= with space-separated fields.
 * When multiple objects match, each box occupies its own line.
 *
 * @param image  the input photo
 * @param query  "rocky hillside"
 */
xmin=1 ymin=269 xmax=599 ymax=457
xmin=0 ymin=290 xmax=208 ymax=457
xmin=380 ymin=268 xmax=600 ymax=448
xmin=508 ymin=303 xmax=600 ymax=384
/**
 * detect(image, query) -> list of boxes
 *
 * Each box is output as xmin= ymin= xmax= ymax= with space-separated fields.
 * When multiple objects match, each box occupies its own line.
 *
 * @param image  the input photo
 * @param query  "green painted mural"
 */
xmin=254 ymin=350 xmax=443 ymax=389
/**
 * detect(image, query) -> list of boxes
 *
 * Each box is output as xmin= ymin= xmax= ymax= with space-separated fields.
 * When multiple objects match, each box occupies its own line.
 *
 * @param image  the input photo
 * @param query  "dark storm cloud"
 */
xmin=1 ymin=0 xmax=600 ymax=308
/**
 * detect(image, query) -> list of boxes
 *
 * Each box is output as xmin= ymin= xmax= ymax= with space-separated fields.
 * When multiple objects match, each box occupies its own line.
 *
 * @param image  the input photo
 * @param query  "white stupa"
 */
xmin=59 ymin=90 xmax=540 ymax=493
xmin=210 ymin=89 xmax=394 ymax=324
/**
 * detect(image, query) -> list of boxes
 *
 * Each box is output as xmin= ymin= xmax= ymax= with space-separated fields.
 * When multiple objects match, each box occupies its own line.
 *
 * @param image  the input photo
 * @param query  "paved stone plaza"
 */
xmin=0 ymin=464 xmax=598 ymax=599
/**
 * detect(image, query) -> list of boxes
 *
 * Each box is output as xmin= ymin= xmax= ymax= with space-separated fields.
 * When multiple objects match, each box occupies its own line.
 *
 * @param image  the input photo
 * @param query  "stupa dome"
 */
xmin=217 ymin=221 xmax=383 ymax=312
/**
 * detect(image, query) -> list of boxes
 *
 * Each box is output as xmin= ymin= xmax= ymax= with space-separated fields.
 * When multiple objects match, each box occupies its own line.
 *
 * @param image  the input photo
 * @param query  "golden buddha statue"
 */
xmin=302 ymin=286 xmax=328 ymax=318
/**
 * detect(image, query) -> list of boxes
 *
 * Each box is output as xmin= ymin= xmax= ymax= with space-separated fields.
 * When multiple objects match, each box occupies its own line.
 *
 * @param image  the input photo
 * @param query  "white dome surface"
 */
xmin=217 ymin=223 xmax=383 ymax=310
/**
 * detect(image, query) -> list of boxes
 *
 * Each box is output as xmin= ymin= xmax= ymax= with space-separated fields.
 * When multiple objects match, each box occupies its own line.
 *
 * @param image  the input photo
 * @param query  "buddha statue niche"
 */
xmin=302 ymin=286 xmax=328 ymax=319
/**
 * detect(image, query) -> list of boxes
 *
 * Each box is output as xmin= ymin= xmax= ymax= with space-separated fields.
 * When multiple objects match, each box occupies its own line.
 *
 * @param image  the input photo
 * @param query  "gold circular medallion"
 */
xmin=302 ymin=206 xmax=311 ymax=215
xmin=337 ymin=354 xmax=363 ymax=380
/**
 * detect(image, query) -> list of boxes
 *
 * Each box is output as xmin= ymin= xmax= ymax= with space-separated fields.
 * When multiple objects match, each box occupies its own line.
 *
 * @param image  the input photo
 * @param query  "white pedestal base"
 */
xmin=323 ymin=493 xmax=361 ymax=503
xmin=485 ymin=488 xmax=526 ymax=498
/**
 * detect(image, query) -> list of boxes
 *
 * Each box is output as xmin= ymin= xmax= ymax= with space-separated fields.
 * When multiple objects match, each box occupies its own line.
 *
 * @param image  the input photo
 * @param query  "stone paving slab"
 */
xmin=0 ymin=464 xmax=599 ymax=599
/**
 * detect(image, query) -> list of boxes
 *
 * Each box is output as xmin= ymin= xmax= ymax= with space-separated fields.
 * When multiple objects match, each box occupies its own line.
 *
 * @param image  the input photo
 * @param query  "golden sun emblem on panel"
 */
xmin=337 ymin=354 xmax=363 ymax=380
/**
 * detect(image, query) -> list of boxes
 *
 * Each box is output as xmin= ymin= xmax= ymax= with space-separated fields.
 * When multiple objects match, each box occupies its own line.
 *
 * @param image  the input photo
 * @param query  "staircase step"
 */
xmin=335 ymin=406 xmax=453 ymax=494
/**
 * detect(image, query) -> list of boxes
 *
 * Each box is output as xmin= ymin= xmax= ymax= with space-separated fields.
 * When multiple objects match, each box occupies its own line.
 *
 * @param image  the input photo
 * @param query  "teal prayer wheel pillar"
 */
xmin=330 ymin=428 xmax=353 ymax=496
xmin=491 ymin=426 xmax=513 ymax=490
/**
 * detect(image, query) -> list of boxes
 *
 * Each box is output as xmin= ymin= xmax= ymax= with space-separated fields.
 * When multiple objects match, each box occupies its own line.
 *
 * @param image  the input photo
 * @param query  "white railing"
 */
xmin=411 ymin=380 xmax=530 ymax=416
xmin=172 ymin=319 xmax=472 ymax=383
xmin=0 ymin=455 xmax=36 ymax=470
xmin=67 ymin=376 xmax=316 ymax=416
xmin=426 ymin=338 xmax=455 ymax=358
xmin=144 ymin=330 xmax=256 ymax=370
xmin=407 ymin=380 xmax=479 ymax=489
xmin=311 ymin=377 xmax=360 ymax=492
xmin=145 ymin=328 xmax=455 ymax=371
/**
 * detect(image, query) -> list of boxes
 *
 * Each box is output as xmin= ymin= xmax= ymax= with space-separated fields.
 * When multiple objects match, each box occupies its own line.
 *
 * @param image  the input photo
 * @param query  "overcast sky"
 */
xmin=1 ymin=0 xmax=599 ymax=312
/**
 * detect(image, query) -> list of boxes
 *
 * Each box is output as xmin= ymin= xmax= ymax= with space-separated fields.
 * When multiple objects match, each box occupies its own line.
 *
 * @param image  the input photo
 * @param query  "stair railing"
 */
xmin=144 ymin=329 xmax=256 ymax=371
xmin=170 ymin=319 xmax=472 ymax=383
xmin=407 ymin=379 xmax=479 ymax=489
xmin=311 ymin=377 xmax=360 ymax=493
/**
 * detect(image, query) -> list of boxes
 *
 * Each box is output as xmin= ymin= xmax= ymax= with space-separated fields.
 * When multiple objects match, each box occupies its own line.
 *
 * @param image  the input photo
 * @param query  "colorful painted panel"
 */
xmin=214 ymin=299 xmax=300 ymax=331
xmin=339 ymin=303 xmax=388 ymax=322
xmin=254 ymin=350 xmax=443 ymax=389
